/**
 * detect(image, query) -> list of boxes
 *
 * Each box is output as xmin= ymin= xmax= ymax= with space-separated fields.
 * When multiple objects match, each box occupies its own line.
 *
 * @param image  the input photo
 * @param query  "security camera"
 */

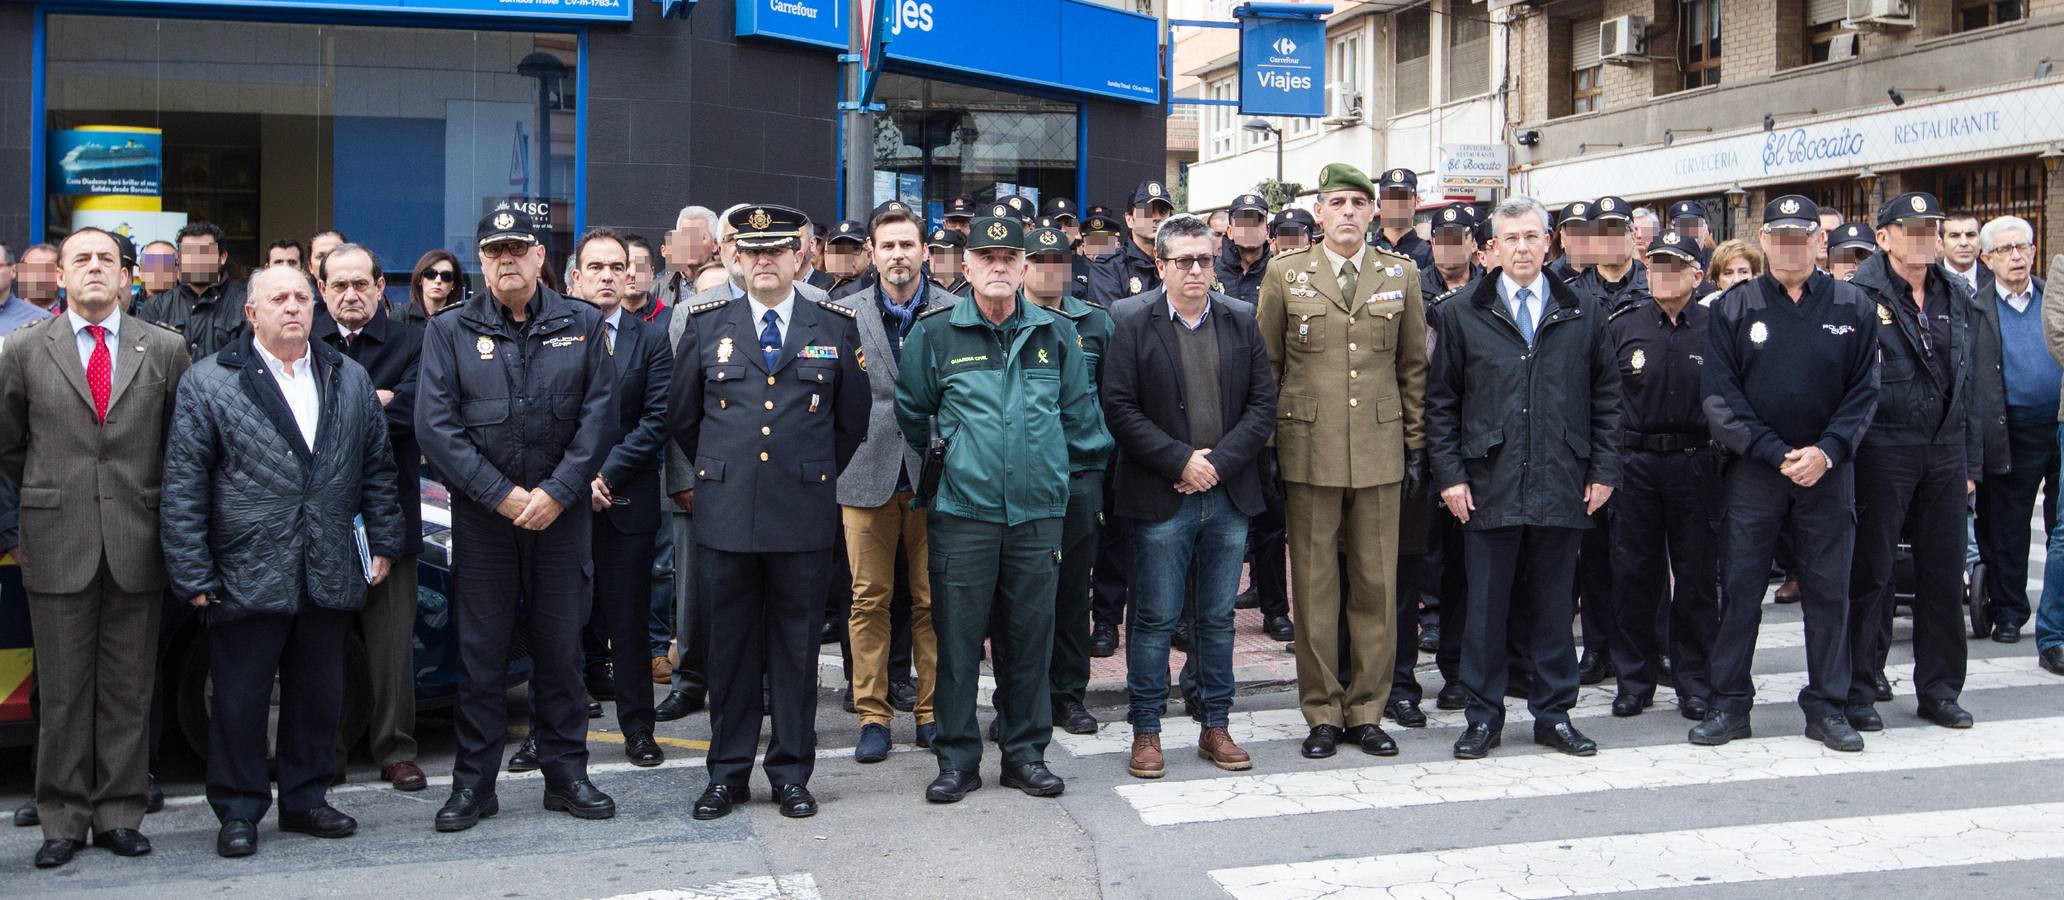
xmin=1516 ymin=129 xmax=1542 ymax=147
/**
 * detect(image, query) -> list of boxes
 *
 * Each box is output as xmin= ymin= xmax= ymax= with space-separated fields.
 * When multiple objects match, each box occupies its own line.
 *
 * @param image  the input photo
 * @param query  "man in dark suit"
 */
xmin=314 ymin=244 xmax=428 ymax=793
xmin=567 ymin=227 xmax=673 ymax=766
xmin=1102 ymin=213 xmax=1277 ymax=778
xmin=669 ymin=205 xmax=867 ymax=820
xmin=0 ymin=227 xmax=191 ymax=868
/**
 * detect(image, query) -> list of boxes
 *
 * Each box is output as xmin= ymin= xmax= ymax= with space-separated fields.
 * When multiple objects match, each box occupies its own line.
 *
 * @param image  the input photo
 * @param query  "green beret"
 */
xmin=1316 ymin=163 xmax=1375 ymax=198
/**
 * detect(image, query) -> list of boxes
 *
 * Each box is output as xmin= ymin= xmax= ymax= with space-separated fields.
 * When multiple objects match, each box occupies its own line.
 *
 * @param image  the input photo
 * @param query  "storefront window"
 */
xmin=44 ymin=15 xmax=578 ymax=279
xmin=872 ymin=74 xmax=1078 ymax=227
xmin=1929 ymin=157 xmax=2045 ymax=268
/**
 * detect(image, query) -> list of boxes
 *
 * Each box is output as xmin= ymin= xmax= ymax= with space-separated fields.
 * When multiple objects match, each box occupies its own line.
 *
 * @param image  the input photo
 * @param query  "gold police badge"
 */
xmin=1911 ymin=195 xmax=1927 ymax=213
xmin=1878 ymin=304 xmax=1894 ymax=325
xmin=716 ymin=336 xmax=735 ymax=363
xmin=1130 ymin=275 xmax=1143 ymax=294
xmin=1390 ymin=169 xmax=1404 ymax=182
xmin=1750 ymin=321 xmax=1769 ymax=345
xmin=1779 ymin=198 xmax=1801 ymax=215
xmin=492 ymin=212 xmax=514 ymax=230
xmin=475 ymin=334 xmax=495 ymax=359
xmin=748 ymin=208 xmax=772 ymax=231
xmin=1630 ymin=349 xmax=1646 ymax=371
xmin=1600 ymin=198 xmax=1616 ymax=211
xmin=1039 ymin=230 xmax=1059 ymax=246
xmin=1148 ymin=183 xmax=1162 ymax=198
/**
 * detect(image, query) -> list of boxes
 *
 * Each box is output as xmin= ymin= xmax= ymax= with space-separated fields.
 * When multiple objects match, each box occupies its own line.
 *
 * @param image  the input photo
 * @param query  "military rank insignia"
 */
xmin=799 ymin=346 xmax=840 ymax=360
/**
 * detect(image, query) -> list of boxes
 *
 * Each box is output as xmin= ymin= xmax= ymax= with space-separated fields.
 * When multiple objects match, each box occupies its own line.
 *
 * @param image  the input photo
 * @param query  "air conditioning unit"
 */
xmin=1599 ymin=16 xmax=1649 ymax=64
xmin=1322 ymin=82 xmax=1364 ymax=124
xmin=1844 ymin=0 xmax=1915 ymax=29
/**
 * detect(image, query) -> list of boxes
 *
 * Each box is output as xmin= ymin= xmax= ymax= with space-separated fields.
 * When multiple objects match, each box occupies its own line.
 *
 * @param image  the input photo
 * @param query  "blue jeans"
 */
xmin=649 ymin=520 xmax=676 ymax=658
xmin=1126 ymin=488 xmax=1249 ymax=732
xmin=2037 ymin=425 xmax=2064 ymax=651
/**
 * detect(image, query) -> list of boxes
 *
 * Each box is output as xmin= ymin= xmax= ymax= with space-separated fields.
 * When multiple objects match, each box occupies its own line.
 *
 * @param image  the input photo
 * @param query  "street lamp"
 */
xmin=1855 ymin=167 xmax=1880 ymax=208
xmin=517 ymin=51 xmax=570 ymax=233
xmin=1244 ymin=118 xmax=1284 ymax=189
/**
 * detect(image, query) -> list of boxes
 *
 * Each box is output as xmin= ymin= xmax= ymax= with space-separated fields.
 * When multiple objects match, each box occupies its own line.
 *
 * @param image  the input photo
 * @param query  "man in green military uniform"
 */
xmin=1256 ymin=163 xmax=1430 ymax=760
xmin=895 ymin=216 xmax=1112 ymax=804
xmin=1024 ymin=225 xmax=1114 ymax=736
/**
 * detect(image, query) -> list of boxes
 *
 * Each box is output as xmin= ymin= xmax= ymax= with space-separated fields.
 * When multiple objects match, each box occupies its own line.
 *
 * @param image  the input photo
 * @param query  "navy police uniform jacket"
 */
xmin=1085 ymin=239 xmax=1161 ymax=308
xmin=668 ymin=292 xmax=869 ymax=554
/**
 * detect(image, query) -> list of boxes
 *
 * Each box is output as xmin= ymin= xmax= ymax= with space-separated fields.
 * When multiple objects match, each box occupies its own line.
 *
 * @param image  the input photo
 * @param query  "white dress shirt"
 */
xmin=1997 ymin=280 xmax=2035 ymax=315
xmin=749 ymin=289 xmax=797 ymax=349
xmin=1497 ymin=270 xmax=1552 ymax=333
xmin=1943 ymin=261 xmax=1982 ymax=295
xmin=66 ymin=308 xmax=122 ymax=378
xmin=604 ymin=308 xmax=623 ymax=353
xmin=254 ymin=339 xmax=320 ymax=450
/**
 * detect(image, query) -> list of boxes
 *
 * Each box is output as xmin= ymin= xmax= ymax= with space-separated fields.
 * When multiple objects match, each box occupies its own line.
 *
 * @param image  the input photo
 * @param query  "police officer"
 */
xmin=895 ymin=215 xmax=1111 ymax=803
xmin=928 ymin=227 xmax=968 ymax=295
xmin=1827 ymin=224 xmax=1876 ymax=281
xmin=1844 ymin=192 xmax=1983 ymax=732
xmin=1669 ymin=201 xmax=1714 ymax=250
xmin=1214 ymin=193 xmax=1274 ymax=305
xmin=1423 ymin=203 xmax=1483 ymax=299
xmin=822 ymin=220 xmax=869 ymax=294
xmin=1372 ymin=168 xmax=1434 ymax=270
xmin=669 ymin=204 xmax=868 ymax=820
xmin=1608 ymin=230 xmax=1720 ymax=721
xmin=1257 ymin=163 xmax=1428 ymax=760
xmin=998 ymin=194 xmax=1038 ymax=226
xmin=1548 ymin=201 xmax=1591 ymax=283
xmin=1024 ymin=225 xmax=1114 ymax=736
xmin=1043 ymin=197 xmax=1081 ymax=244
xmin=1086 ymin=181 xmax=1173 ymax=307
xmin=941 ymin=196 xmax=977 ymax=236
xmin=417 ymin=206 xmax=618 ymax=831
xmin=1573 ymin=197 xmax=1651 ymax=313
xmin=1697 ymin=194 xmax=1879 ymax=752
xmin=1075 ymin=208 xmax=1122 ymax=302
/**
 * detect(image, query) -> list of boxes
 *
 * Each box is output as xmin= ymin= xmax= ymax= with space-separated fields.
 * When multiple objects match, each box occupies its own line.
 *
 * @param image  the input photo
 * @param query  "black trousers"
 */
xmin=699 ymin=545 xmax=828 ymax=789
xmin=1848 ymin=441 xmax=1969 ymax=707
xmin=1459 ymin=526 xmax=1582 ymax=730
xmin=1976 ymin=419 xmax=2061 ymax=629
xmin=1576 ymin=509 xmax=1614 ymax=658
xmin=1090 ymin=482 xmax=1129 ymax=629
xmin=1610 ymin=449 xmax=1720 ymax=703
xmin=1711 ymin=459 xmax=1855 ymax=719
xmin=1389 ymin=491 xmax=1440 ymax=703
xmin=1248 ymin=473 xmax=1291 ymax=622
xmin=450 ymin=502 xmax=593 ymax=793
xmin=592 ymin=516 xmax=661 ymax=737
xmin=206 ymin=606 xmax=350 ymax=824
xmin=1049 ymin=471 xmax=1103 ymax=706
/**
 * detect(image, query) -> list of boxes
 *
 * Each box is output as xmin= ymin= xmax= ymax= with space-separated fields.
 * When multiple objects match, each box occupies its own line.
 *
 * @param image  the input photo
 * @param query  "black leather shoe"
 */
xmin=987 ymin=718 xmax=1001 ymax=743
xmin=434 ymin=789 xmax=499 ymax=832
xmin=888 ymin=680 xmax=918 ymax=713
xmin=92 ymin=828 xmax=151 ymax=856
xmin=33 ymin=838 xmax=84 ymax=868
xmin=692 ymin=784 xmax=748 ymax=820
xmin=1533 ymin=722 xmax=1598 ymax=756
xmin=1054 ymin=698 xmax=1099 ymax=735
xmin=544 ymin=780 xmax=616 ymax=820
xmin=1688 ymin=710 xmax=1752 ymax=745
xmin=278 ymin=805 xmax=357 ymax=838
xmin=773 ymin=784 xmax=817 ymax=818
xmin=1347 ymin=723 xmax=1399 ymax=756
xmin=1844 ymin=704 xmax=1884 ymax=732
xmin=13 ymin=799 xmax=37 ymax=827
xmin=1992 ymin=621 xmax=2021 ymax=643
xmin=1301 ymin=724 xmax=1342 ymax=759
xmin=1452 ymin=723 xmax=1500 ymax=759
xmin=1436 ymin=683 xmax=1468 ymax=710
xmin=654 ymin=688 xmax=706 ymax=721
xmin=841 ymin=686 xmax=857 ymax=714
xmin=1417 ymin=625 xmax=1439 ymax=655
xmin=1171 ymin=622 xmax=1193 ymax=654
xmin=587 ymin=701 xmax=604 ymax=719
xmin=1806 ymin=715 xmax=1865 ymax=752
xmin=1679 ymin=695 xmax=1710 ymax=721
xmin=1089 ymin=623 xmax=1118 ymax=658
xmin=1385 ymin=699 xmax=1428 ymax=728
xmin=146 ymin=775 xmax=163 ymax=814
xmin=1917 ymin=700 xmax=1975 ymax=729
xmin=1611 ymin=692 xmax=1652 ymax=718
xmin=1233 ymin=585 xmax=1259 ymax=609
xmin=216 ymin=819 xmax=257 ymax=857
xmin=1577 ymin=652 xmax=1611 ymax=686
xmin=584 ymin=667 xmax=615 ymax=701
xmin=925 ymin=770 xmax=981 ymax=803
xmin=1657 ymin=655 xmax=1676 ymax=689
xmin=1871 ymin=671 xmax=1894 ymax=703
xmin=820 ymin=620 xmax=840 ymax=645
xmin=625 ymin=731 xmax=664 ymax=767
xmin=2042 ymin=646 xmax=2064 ymax=676
xmin=999 ymin=762 xmax=1065 ymax=797
xmin=1264 ymin=616 xmax=1294 ymax=642
xmin=506 ymin=734 xmax=540 ymax=773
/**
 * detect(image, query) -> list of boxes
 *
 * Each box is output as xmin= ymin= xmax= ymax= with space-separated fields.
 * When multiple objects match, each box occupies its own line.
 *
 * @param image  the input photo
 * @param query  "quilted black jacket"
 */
xmin=161 ymin=334 xmax=403 ymax=623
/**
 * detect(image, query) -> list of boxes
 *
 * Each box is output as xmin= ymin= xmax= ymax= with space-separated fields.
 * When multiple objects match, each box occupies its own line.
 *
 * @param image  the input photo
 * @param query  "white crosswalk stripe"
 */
xmin=1208 ymin=803 xmax=2064 ymax=899
xmin=592 ymin=873 xmax=822 ymax=900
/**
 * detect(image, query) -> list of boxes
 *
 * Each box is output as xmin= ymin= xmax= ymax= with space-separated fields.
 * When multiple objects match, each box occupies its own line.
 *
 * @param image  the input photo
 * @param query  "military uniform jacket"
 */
xmin=415 ymin=287 xmax=616 ymax=515
xmin=1085 ymin=240 xmax=1161 ymax=308
xmin=894 ymin=293 xmax=1113 ymax=526
xmin=1256 ymin=244 xmax=1429 ymax=489
xmin=667 ymin=292 xmax=868 ymax=554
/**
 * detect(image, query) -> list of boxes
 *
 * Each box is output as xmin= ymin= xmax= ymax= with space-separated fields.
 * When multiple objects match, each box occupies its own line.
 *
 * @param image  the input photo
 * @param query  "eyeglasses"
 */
xmin=1989 ymin=242 xmax=2033 ymax=258
xmin=1160 ymin=255 xmax=1214 ymax=271
xmin=481 ymin=241 xmax=533 ymax=259
xmin=421 ymin=269 xmax=457 ymax=283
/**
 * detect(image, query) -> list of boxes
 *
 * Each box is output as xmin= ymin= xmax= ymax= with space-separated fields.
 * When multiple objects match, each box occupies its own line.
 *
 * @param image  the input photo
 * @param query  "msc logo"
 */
xmin=1272 ymin=36 xmax=1298 ymax=56
xmin=889 ymin=0 xmax=935 ymax=34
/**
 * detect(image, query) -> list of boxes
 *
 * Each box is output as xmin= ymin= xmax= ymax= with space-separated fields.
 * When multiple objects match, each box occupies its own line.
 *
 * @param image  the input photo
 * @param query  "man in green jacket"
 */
xmin=895 ymin=216 xmax=1112 ymax=804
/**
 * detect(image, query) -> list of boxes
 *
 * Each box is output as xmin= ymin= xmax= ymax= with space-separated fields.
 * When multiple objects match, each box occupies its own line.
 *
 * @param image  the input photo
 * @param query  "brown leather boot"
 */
xmin=1127 ymin=733 xmax=1165 ymax=779
xmin=1198 ymin=726 xmax=1252 ymax=771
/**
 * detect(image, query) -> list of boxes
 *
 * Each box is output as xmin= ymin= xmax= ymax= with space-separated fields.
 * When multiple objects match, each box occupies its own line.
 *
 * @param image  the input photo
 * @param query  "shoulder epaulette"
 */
xmin=1276 ymin=245 xmax=1314 ymax=260
xmin=1428 ymin=288 xmax=1458 ymax=307
xmin=133 ymin=317 xmax=183 ymax=336
xmin=688 ymin=297 xmax=730 ymax=315
xmin=1081 ymin=297 xmax=1106 ymax=310
xmin=1372 ymin=246 xmax=1412 ymax=264
xmin=429 ymin=302 xmax=462 ymax=318
xmin=1609 ymin=301 xmax=1644 ymax=321
xmin=815 ymin=299 xmax=855 ymax=319
xmin=918 ymin=304 xmax=954 ymax=319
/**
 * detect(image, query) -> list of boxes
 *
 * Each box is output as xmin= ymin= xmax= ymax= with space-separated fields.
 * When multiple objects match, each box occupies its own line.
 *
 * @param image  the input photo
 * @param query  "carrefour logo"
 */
xmin=1272 ymin=36 xmax=1297 ymax=56
xmin=889 ymin=0 xmax=935 ymax=34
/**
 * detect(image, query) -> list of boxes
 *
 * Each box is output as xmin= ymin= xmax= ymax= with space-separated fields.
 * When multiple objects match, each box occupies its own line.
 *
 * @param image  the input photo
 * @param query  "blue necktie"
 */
xmin=1515 ymin=287 xmax=1536 ymax=345
xmin=760 ymin=309 xmax=782 ymax=370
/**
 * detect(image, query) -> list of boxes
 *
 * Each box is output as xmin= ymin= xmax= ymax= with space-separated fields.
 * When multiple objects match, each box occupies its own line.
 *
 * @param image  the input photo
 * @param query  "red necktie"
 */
xmin=85 ymin=324 xmax=111 ymax=424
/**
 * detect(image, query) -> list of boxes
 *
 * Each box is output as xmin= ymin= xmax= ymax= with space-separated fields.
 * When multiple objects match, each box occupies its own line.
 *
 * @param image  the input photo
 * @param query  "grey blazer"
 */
xmin=663 ymin=278 xmax=831 ymax=502
xmin=0 ymin=312 xmax=191 ymax=594
xmin=833 ymin=283 xmax=960 ymax=507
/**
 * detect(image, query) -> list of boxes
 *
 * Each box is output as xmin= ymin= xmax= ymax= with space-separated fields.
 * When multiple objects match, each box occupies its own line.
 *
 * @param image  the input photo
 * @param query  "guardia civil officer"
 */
xmin=669 ymin=205 xmax=868 ymax=820
xmin=1213 ymin=193 xmax=1274 ymax=304
xmin=1085 ymin=181 xmax=1173 ymax=307
xmin=895 ymin=215 xmax=1112 ymax=804
xmin=416 ymin=206 xmax=617 ymax=831
xmin=1843 ymin=192 xmax=1984 ymax=732
xmin=1608 ymin=229 xmax=1720 ymax=720
xmin=1371 ymin=168 xmax=1434 ymax=270
xmin=1697 ymin=194 xmax=1879 ymax=752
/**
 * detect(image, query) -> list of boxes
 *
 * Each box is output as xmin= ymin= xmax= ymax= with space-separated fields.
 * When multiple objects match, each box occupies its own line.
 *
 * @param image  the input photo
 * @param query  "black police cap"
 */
xmin=729 ymin=204 xmax=807 ymax=250
xmin=477 ymin=204 xmax=541 ymax=247
xmin=1129 ymin=181 xmax=1174 ymax=210
xmin=1761 ymin=194 xmax=1819 ymax=231
xmin=1876 ymin=192 xmax=1946 ymax=228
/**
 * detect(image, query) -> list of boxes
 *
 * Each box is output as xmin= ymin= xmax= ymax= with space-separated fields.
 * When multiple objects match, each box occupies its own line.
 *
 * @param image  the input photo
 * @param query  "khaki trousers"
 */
xmin=1285 ymin=481 xmax=1400 ymax=728
xmin=843 ymin=495 xmax=936 ymax=727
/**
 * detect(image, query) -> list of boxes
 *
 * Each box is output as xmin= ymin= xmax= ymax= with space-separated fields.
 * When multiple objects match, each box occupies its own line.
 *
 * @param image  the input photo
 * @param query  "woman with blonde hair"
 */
xmin=1708 ymin=239 xmax=1765 ymax=294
